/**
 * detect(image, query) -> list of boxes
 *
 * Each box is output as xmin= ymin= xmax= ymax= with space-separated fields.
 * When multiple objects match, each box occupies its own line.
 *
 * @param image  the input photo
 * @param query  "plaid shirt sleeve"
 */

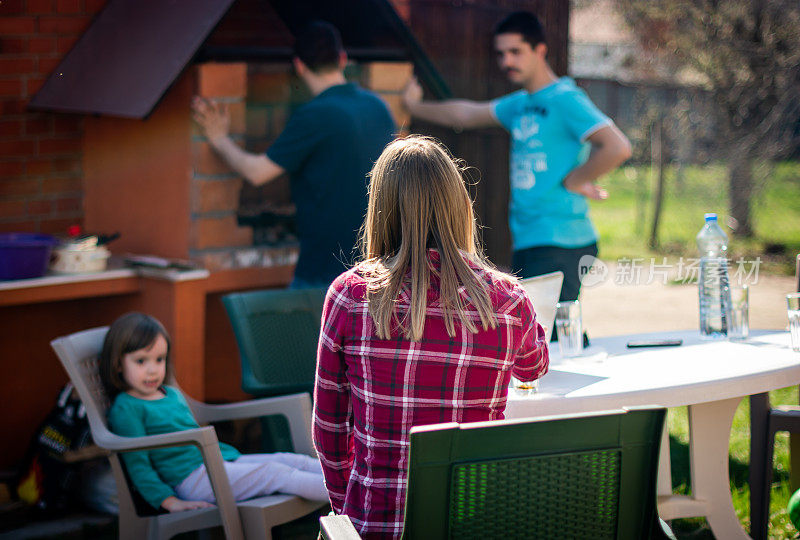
xmin=511 ymin=287 xmax=549 ymax=382
xmin=313 ymin=277 xmax=355 ymax=513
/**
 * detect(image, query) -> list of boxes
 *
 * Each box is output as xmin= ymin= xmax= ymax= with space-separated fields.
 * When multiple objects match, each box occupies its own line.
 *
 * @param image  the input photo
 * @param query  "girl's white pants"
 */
xmin=174 ymin=452 xmax=328 ymax=503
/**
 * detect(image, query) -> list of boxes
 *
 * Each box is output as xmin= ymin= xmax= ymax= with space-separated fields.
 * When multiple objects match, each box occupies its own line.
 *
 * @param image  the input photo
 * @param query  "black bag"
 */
xmin=17 ymin=383 xmax=92 ymax=514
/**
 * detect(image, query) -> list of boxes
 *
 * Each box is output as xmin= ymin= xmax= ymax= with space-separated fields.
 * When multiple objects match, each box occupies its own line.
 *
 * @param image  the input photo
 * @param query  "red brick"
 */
xmin=25 ymin=159 xmax=52 ymax=175
xmin=0 ymin=99 xmax=27 ymax=114
xmin=196 ymin=63 xmax=247 ymax=98
xmin=0 ymin=199 xmax=28 ymax=219
xmin=269 ymin=106 xmax=288 ymax=138
xmin=0 ymin=140 xmax=35 ymax=157
xmin=380 ymin=94 xmax=410 ymax=131
xmin=247 ymin=70 xmax=291 ymax=102
xmin=52 ymin=158 xmax=79 ymax=173
xmin=26 ymin=76 xmax=47 ymax=96
xmin=0 ymin=58 xmax=36 ymax=75
xmin=54 ymin=196 xmax=80 ymax=212
xmin=0 ymin=220 xmax=36 ymax=233
xmin=56 ymin=35 xmax=78 ymax=54
xmin=38 ymin=16 xmax=91 ymax=34
xmin=0 ymin=17 xmax=36 ymax=34
xmin=192 ymin=142 xmax=235 ymax=176
xmin=0 ymin=120 xmax=23 ymax=139
xmin=0 ymin=80 xmax=23 ymax=97
xmin=28 ymin=37 xmax=56 ymax=54
xmin=39 ymin=217 xmax=77 ymax=234
xmin=26 ymin=0 xmax=54 ymax=14
xmin=0 ymin=38 xmax=27 ymax=54
xmin=53 ymin=115 xmax=81 ymax=134
xmin=37 ymin=56 xmax=61 ymax=75
xmin=0 ymin=160 xmax=25 ymax=177
xmin=364 ymin=62 xmax=414 ymax=92
xmin=41 ymin=176 xmax=80 ymax=193
xmin=26 ymin=198 xmax=53 ymax=215
xmin=24 ymin=117 xmax=52 ymax=136
xmin=227 ymin=101 xmax=246 ymax=135
xmin=38 ymin=137 xmax=81 ymax=155
xmin=248 ymin=140 xmax=270 ymax=155
xmin=0 ymin=0 xmax=25 ymax=14
xmin=84 ymin=0 xmax=106 ymax=13
xmin=194 ymin=178 xmax=242 ymax=213
xmin=0 ymin=178 xmax=39 ymax=197
xmin=191 ymin=215 xmax=252 ymax=250
xmin=245 ymin=107 xmax=268 ymax=138
xmin=56 ymin=0 xmax=81 ymax=13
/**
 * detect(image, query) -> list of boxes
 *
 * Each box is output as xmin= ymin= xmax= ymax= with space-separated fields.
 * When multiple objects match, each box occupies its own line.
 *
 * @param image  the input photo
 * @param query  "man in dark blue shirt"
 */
xmin=193 ymin=21 xmax=396 ymax=288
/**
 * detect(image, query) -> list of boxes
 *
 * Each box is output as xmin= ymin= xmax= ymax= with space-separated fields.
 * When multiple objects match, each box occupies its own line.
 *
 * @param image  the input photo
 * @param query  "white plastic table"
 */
xmin=505 ymin=330 xmax=800 ymax=540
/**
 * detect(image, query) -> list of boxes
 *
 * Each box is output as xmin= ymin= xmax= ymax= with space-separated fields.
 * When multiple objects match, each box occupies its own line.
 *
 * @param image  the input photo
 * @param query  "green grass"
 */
xmin=667 ymin=386 xmax=799 ymax=539
xmin=589 ymin=161 xmax=800 ymax=274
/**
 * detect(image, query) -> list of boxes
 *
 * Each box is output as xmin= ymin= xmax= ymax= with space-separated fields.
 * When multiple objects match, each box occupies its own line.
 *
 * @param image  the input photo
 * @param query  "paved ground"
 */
xmin=581 ymin=261 xmax=795 ymax=338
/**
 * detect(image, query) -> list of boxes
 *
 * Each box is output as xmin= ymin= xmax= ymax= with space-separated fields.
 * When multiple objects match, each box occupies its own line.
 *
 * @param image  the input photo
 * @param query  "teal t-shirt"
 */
xmin=492 ymin=77 xmax=611 ymax=250
xmin=108 ymin=385 xmax=240 ymax=509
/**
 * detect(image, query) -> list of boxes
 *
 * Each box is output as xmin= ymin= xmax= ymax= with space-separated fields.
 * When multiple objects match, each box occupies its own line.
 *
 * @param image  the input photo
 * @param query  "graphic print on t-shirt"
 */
xmin=510 ymin=113 xmax=547 ymax=190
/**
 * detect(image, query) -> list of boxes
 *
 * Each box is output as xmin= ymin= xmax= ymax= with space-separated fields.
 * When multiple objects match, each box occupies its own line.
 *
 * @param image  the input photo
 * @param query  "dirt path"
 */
xmin=580 ymin=260 xmax=796 ymax=338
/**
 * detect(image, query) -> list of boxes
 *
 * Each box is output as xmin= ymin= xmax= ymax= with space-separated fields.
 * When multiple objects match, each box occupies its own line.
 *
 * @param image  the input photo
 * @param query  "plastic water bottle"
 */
xmin=696 ymin=213 xmax=732 ymax=339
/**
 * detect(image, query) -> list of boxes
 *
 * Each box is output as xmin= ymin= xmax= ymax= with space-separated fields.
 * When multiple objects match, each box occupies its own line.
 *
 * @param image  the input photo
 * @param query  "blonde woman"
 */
xmin=313 ymin=136 xmax=549 ymax=539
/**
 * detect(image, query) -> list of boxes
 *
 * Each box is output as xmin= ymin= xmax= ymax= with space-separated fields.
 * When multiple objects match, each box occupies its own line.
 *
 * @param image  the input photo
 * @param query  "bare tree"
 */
xmin=617 ymin=0 xmax=800 ymax=237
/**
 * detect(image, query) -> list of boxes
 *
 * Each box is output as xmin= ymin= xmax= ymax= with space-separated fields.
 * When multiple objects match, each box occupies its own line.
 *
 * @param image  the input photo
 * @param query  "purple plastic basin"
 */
xmin=0 ymin=233 xmax=59 ymax=280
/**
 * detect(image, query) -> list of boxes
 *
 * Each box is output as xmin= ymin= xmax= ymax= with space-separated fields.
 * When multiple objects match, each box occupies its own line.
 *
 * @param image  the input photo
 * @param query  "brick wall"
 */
xmin=190 ymin=62 xmax=299 ymax=271
xmin=0 ymin=0 xmax=414 ymax=264
xmin=0 ymin=0 xmax=107 ymax=234
xmin=190 ymin=60 xmax=412 ymax=271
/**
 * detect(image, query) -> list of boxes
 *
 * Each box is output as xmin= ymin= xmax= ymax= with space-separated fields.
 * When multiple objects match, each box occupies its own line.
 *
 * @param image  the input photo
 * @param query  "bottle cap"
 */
xmin=704 ymin=213 xmax=717 ymax=222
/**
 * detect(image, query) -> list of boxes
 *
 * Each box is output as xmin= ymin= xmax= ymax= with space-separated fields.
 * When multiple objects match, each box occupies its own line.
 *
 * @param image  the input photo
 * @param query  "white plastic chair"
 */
xmin=51 ymin=327 xmax=327 ymax=540
xmin=520 ymin=271 xmax=564 ymax=341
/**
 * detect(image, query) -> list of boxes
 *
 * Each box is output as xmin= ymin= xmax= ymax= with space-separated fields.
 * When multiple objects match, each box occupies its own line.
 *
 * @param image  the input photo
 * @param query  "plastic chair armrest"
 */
xmin=96 ymin=426 xmax=244 ymax=540
xmin=195 ymin=436 xmax=243 ymax=540
xmin=319 ymin=515 xmax=361 ymax=540
xmin=190 ymin=392 xmax=310 ymax=423
xmin=191 ymin=393 xmax=316 ymax=456
xmin=92 ymin=425 xmax=219 ymax=453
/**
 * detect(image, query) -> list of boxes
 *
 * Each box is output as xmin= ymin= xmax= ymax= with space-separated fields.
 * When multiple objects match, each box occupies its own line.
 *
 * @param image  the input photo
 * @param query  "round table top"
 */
xmin=505 ymin=329 xmax=800 ymax=418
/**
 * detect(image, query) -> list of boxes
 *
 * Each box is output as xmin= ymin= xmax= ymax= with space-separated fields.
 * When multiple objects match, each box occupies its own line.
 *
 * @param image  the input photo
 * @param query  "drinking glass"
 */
xmin=728 ymin=286 xmax=749 ymax=341
xmin=555 ymin=300 xmax=583 ymax=357
xmin=788 ymin=293 xmax=800 ymax=352
xmin=511 ymin=376 xmax=539 ymax=395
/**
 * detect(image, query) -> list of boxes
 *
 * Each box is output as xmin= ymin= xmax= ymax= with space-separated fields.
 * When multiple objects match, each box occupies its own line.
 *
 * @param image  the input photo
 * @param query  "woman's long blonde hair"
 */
xmin=359 ymin=135 xmax=510 ymax=341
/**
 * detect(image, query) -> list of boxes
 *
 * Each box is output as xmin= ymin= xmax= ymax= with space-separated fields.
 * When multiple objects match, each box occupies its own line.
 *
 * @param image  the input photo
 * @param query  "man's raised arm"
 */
xmin=401 ymin=77 xmax=499 ymax=131
xmin=192 ymin=97 xmax=285 ymax=187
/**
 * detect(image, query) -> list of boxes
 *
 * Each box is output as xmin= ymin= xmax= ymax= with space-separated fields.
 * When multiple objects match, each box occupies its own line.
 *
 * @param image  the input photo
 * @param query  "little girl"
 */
xmin=100 ymin=312 xmax=328 ymax=513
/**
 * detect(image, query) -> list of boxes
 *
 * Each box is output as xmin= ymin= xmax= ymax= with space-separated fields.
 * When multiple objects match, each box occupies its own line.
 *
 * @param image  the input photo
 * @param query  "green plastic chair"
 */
xmin=223 ymin=288 xmax=326 ymax=452
xmin=320 ymin=407 xmax=675 ymax=539
xmin=222 ymin=288 xmax=326 ymax=398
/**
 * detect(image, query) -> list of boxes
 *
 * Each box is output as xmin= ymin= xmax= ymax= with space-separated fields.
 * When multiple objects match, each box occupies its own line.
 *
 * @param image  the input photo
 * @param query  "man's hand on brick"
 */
xmin=192 ymin=97 xmax=230 ymax=144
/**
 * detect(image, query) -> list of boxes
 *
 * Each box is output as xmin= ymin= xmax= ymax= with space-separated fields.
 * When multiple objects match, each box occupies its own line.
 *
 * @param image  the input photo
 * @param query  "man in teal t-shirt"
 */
xmin=403 ymin=11 xmax=631 ymax=302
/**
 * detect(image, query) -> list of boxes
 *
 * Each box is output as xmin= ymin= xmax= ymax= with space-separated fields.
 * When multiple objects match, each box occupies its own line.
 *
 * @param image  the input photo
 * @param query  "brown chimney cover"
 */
xmin=28 ymin=0 xmax=236 ymax=119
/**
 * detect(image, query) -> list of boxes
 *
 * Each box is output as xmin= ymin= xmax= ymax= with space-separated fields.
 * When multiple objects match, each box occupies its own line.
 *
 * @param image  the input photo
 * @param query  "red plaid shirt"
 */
xmin=313 ymin=252 xmax=549 ymax=538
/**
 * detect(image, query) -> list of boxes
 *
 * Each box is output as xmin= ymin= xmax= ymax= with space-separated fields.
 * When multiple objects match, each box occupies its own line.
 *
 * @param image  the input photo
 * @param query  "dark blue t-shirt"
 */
xmin=267 ymin=83 xmax=395 ymax=285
